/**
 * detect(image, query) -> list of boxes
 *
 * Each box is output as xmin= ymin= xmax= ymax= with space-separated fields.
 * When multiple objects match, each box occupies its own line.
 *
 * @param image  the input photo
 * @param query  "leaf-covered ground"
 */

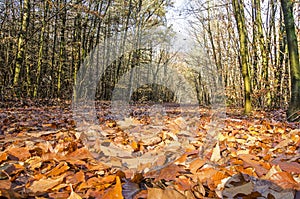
xmin=0 ymin=101 xmax=299 ymax=199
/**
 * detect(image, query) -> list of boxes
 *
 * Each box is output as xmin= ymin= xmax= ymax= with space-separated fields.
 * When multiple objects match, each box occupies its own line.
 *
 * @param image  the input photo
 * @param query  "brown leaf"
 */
xmin=175 ymin=177 xmax=193 ymax=191
xmin=102 ymin=176 xmax=123 ymax=199
xmin=147 ymin=188 xmax=186 ymax=199
xmin=222 ymin=182 xmax=254 ymax=198
xmin=271 ymin=158 xmax=300 ymax=174
xmin=7 ymin=147 xmax=31 ymax=161
xmin=156 ymin=164 xmax=183 ymax=182
xmin=28 ymin=176 xmax=64 ymax=193
xmin=68 ymin=185 xmax=82 ymax=199
xmin=46 ymin=161 xmax=69 ymax=177
xmin=133 ymin=190 xmax=148 ymax=199
xmin=66 ymin=170 xmax=85 ymax=184
xmin=0 ymin=152 xmax=8 ymax=163
xmin=210 ymin=142 xmax=221 ymax=162
xmin=270 ymin=171 xmax=300 ymax=190
xmin=195 ymin=168 xmax=218 ymax=183
xmin=189 ymin=158 xmax=206 ymax=174
xmin=66 ymin=147 xmax=95 ymax=160
xmin=239 ymin=154 xmax=268 ymax=177
xmin=0 ymin=179 xmax=11 ymax=189
xmin=26 ymin=156 xmax=42 ymax=170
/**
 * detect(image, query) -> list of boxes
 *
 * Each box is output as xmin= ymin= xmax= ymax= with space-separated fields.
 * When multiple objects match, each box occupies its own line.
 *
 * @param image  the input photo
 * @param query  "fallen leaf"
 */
xmin=122 ymin=180 xmax=140 ymax=199
xmin=195 ymin=168 xmax=218 ymax=183
xmin=0 ymin=152 xmax=8 ymax=163
xmin=156 ymin=164 xmax=183 ymax=182
xmin=189 ymin=158 xmax=206 ymax=174
xmin=28 ymin=176 xmax=64 ymax=193
xmin=271 ymin=158 xmax=300 ymax=174
xmin=7 ymin=147 xmax=31 ymax=161
xmin=175 ymin=177 xmax=193 ymax=191
xmin=46 ymin=161 xmax=69 ymax=177
xmin=147 ymin=188 xmax=186 ymax=199
xmin=270 ymin=171 xmax=300 ymax=190
xmin=68 ymin=185 xmax=82 ymax=199
xmin=222 ymin=182 xmax=254 ymax=198
xmin=0 ymin=179 xmax=11 ymax=189
xmin=239 ymin=154 xmax=268 ymax=176
xmin=210 ymin=142 xmax=221 ymax=162
xmin=102 ymin=176 xmax=123 ymax=199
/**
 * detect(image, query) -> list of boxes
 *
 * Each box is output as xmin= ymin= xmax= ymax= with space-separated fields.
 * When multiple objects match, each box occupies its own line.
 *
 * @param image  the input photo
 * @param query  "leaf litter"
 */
xmin=0 ymin=101 xmax=299 ymax=198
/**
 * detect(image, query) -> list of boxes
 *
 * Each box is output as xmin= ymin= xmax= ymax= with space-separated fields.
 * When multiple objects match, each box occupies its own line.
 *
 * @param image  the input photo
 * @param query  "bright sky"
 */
xmin=166 ymin=0 xmax=194 ymax=52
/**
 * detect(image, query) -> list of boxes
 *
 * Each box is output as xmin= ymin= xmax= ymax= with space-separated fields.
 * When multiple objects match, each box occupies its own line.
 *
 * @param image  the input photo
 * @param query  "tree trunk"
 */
xmin=232 ymin=0 xmax=252 ymax=114
xmin=34 ymin=1 xmax=48 ymax=98
xmin=281 ymin=0 xmax=300 ymax=121
xmin=14 ymin=0 xmax=30 ymax=95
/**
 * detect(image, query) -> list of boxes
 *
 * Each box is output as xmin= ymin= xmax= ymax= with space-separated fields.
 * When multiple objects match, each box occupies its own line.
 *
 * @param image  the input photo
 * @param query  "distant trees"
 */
xmin=185 ymin=0 xmax=300 ymax=118
xmin=1 ymin=0 xmax=300 ymax=119
xmin=0 ymin=0 xmax=174 ymax=102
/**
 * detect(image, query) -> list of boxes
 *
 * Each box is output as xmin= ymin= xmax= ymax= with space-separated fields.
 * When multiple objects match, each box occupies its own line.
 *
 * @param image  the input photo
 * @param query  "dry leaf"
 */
xmin=147 ymin=188 xmax=186 ymax=199
xmin=0 ymin=179 xmax=11 ymax=189
xmin=222 ymin=182 xmax=254 ymax=198
xmin=28 ymin=176 xmax=64 ymax=193
xmin=239 ymin=154 xmax=268 ymax=176
xmin=271 ymin=158 xmax=300 ymax=174
xmin=0 ymin=152 xmax=8 ymax=163
xmin=68 ymin=185 xmax=82 ymax=199
xmin=102 ymin=176 xmax=123 ymax=199
xmin=46 ymin=162 xmax=69 ymax=177
xmin=210 ymin=142 xmax=221 ymax=162
xmin=195 ymin=168 xmax=218 ymax=183
xmin=7 ymin=147 xmax=31 ymax=161
xmin=189 ymin=158 xmax=206 ymax=174
xmin=270 ymin=171 xmax=300 ymax=190
xmin=156 ymin=164 xmax=183 ymax=182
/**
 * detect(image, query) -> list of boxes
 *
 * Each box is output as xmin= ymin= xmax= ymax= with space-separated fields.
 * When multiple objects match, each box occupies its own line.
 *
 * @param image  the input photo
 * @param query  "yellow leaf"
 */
xmin=210 ymin=142 xmax=221 ymax=162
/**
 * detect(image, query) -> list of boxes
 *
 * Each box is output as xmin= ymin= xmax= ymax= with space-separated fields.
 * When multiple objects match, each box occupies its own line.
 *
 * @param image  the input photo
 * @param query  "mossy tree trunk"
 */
xmin=281 ymin=0 xmax=300 ymax=121
xmin=232 ymin=0 xmax=252 ymax=114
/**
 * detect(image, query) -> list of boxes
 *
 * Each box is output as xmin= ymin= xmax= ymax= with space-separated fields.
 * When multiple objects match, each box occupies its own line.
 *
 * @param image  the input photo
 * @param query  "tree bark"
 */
xmin=281 ymin=0 xmax=300 ymax=121
xmin=14 ymin=0 xmax=30 ymax=94
xmin=232 ymin=0 xmax=252 ymax=114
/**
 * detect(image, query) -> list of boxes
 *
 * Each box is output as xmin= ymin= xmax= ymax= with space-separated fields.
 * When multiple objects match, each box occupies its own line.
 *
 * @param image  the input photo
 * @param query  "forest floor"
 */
xmin=0 ymin=100 xmax=299 ymax=199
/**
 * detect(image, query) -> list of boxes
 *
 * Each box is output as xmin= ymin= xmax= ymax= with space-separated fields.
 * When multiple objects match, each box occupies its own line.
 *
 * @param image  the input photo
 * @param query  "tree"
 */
xmin=232 ymin=0 xmax=252 ymax=114
xmin=14 ymin=0 xmax=30 ymax=96
xmin=281 ymin=0 xmax=300 ymax=121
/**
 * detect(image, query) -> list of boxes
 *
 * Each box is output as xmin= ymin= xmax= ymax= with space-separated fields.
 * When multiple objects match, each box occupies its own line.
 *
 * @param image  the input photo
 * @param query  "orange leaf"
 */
xmin=270 ymin=172 xmax=300 ymax=190
xmin=46 ymin=162 xmax=69 ymax=177
xmin=28 ymin=176 xmax=64 ymax=193
xmin=189 ymin=158 xmax=206 ymax=174
xmin=66 ymin=170 xmax=85 ymax=184
xmin=0 ymin=152 xmax=8 ymax=163
xmin=7 ymin=147 xmax=31 ymax=161
xmin=102 ymin=176 xmax=123 ymax=199
xmin=156 ymin=164 xmax=183 ymax=182
xmin=147 ymin=188 xmax=185 ymax=199
xmin=0 ymin=179 xmax=11 ymax=189
xmin=239 ymin=154 xmax=268 ymax=177
xmin=196 ymin=168 xmax=218 ymax=183
xmin=68 ymin=185 xmax=82 ymax=199
xmin=175 ymin=177 xmax=192 ymax=191
xmin=66 ymin=147 xmax=94 ymax=160
xmin=271 ymin=158 xmax=300 ymax=174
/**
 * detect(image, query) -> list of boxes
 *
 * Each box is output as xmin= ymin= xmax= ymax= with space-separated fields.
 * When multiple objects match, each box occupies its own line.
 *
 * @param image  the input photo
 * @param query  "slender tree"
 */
xmin=14 ymin=0 xmax=30 ymax=94
xmin=281 ymin=0 xmax=300 ymax=121
xmin=232 ymin=0 xmax=252 ymax=114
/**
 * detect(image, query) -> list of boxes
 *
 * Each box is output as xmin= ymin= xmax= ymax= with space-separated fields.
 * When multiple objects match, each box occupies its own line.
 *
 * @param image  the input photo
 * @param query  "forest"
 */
xmin=0 ymin=0 xmax=300 ymax=198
